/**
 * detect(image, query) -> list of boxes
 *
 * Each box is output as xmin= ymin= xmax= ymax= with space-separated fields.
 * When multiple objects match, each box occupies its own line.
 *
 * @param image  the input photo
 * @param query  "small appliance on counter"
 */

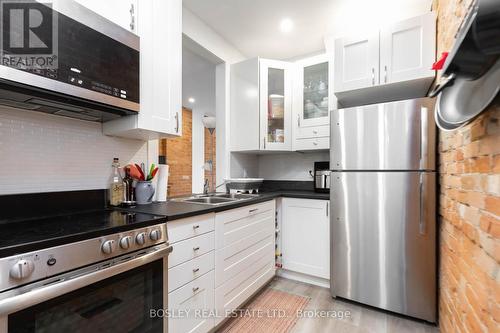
xmin=225 ymin=178 xmax=264 ymax=194
xmin=314 ymin=162 xmax=330 ymax=193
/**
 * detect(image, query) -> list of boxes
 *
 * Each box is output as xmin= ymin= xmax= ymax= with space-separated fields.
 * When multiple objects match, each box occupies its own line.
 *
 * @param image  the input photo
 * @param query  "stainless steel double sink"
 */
xmin=172 ymin=193 xmax=258 ymax=205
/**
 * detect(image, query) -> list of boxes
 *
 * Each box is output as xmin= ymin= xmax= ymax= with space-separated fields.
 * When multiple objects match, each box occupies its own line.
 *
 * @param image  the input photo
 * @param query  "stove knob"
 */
xmin=101 ymin=240 xmax=116 ymax=254
xmin=135 ymin=232 xmax=146 ymax=246
xmin=119 ymin=236 xmax=133 ymax=250
xmin=10 ymin=259 xmax=35 ymax=280
xmin=149 ymin=229 xmax=162 ymax=241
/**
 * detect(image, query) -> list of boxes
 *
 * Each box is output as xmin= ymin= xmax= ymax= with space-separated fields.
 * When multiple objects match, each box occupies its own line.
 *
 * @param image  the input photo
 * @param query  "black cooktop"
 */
xmin=0 ymin=209 xmax=166 ymax=258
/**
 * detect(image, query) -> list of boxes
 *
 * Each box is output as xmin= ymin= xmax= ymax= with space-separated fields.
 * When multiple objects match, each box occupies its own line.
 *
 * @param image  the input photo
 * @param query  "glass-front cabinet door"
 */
xmin=295 ymin=54 xmax=333 ymax=128
xmin=260 ymin=59 xmax=292 ymax=151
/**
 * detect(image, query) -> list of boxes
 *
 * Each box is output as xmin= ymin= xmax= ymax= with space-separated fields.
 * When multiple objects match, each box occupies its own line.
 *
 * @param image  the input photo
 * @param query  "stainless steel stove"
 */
xmin=0 ymin=219 xmax=170 ymax=332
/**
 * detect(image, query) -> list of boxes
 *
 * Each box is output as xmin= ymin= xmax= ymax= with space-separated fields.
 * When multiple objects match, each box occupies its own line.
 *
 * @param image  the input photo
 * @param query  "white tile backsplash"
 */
xmin=258 ymin=152 xmax=329 ymax=181
xmin=229 ymin=151 xmax=329 ymax=181
xmin=0 ymin=107 xmax=148 ymax=194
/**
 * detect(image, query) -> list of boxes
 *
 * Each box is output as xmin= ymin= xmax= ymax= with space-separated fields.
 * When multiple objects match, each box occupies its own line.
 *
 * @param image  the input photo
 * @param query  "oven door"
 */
xmin=0 ymin=244 xmax=171 ymax=333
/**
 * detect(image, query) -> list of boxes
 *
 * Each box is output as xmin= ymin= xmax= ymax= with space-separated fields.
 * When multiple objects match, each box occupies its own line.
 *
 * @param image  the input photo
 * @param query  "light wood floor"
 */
xmin=268 ymin=277 xmax=439 ymax=333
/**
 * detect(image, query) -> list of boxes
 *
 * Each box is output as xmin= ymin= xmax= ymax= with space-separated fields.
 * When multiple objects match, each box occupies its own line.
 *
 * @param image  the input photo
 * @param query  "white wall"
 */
xmin=183 ymin=47 xmax=216 ymax=193
xmin=183 ymin=7 xmax=245 ymax=65
xmin=183 ymin=6 xmax=246 ymax=188
xmin=0 ymin=107 xmax=147 ymax=195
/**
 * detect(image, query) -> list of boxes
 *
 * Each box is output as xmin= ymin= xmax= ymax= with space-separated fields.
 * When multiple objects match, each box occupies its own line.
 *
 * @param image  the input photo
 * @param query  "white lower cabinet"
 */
xmin=167 ymin=201 xmax=276 ymax=332
xmin=214 ymin=201 xmax=276 ymax=326
xmin=281 ymin=198 xmax=330 ymax=282
xmin=168 ymin=271 xmax=215 ymax=333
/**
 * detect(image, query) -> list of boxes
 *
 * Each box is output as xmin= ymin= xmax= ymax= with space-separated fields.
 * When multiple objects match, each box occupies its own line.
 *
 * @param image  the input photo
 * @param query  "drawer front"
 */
xmin=295 ymin=125 xmax=329 ymax=139
xmin=294 ymin=136 xmax=330 ymax=151
xmin=169 ymin=232 xmax=215 ymax=268
xmin=169 ymin=251 xmax=215 ymax=292
xmin=216 ymin=235 xmax=274 ymax=287
xmin=216 ymin=207 xmax=274 ymax=249
xmin=214 ymin=257 xmax=275 ymax=326
xmin=168 ymin=271 xmax=215 ymax=333
xmin=168 ymin=213 xmax=215 ymax=244
xmin=215 ymin=200 xmax=274 ymax=226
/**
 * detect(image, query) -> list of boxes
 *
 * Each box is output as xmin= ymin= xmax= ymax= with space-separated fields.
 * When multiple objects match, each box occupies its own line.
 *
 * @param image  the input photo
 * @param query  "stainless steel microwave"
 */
xmin=0 ymin=0 xmax=139 ymax=122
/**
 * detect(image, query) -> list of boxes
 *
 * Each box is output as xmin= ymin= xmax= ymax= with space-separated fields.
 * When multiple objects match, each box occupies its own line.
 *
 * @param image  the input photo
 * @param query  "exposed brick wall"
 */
xmin=160 ymin=108 xmax=193 ymax=197
xmin=204 ymin=128 xmax=216 ymax=191
xmin=434 ymin=0 xmax=500 ymax=332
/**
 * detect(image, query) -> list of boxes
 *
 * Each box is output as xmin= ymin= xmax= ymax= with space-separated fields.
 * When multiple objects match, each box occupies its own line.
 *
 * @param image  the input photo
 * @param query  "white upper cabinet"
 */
xmin=231 ymin=58 xmax=292 ymax=152
xmin=74 ymin=0 xmax=138 ymax=34
xmin=259 ymin=59 xmax=293 ymax=151
xmin=332 ymin=12 xmax=436 ymax=107
xmin=103 ymin=0 xmax=182 ymax=140
xmin=334 ymin=32 xmax=380 ymax=92
xmin=295 ymin=54 xmax=333 ymax=128
xmin=380 ymin=13 xmax=436 ymax=84
xmin=292 ymin=54 xmax=334 ymax=151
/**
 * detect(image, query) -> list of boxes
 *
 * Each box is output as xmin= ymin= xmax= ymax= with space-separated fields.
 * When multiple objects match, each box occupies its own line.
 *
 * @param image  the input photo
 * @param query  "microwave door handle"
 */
xmin=0 ymin=245 xmax=172 ymax=316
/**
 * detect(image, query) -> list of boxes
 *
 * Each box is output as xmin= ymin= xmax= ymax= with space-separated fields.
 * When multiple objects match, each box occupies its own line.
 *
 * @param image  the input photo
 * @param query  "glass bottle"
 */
xmin=108 ymin=157 xmax=124 ymax=206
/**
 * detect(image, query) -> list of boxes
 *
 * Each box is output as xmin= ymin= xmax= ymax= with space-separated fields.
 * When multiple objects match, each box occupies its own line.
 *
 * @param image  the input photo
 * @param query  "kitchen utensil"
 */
xmin=148 ymin=163 xmax=155 ymax=179
xmin=122 ymin=166 xmax=136 ymax=206
xmin=128 ymin=164 xmax=142 ymax=180
xmin=135 ymin=181 xmax=155 ymax=205
xmin=135 ymin=163 xmax=145 ymax=181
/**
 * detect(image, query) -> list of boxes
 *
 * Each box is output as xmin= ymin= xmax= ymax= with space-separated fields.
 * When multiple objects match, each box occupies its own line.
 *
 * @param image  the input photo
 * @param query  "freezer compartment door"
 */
xmin=330 ymin=98 xmax=436 ymax=170
xmin=330 ymin=171 xmax=436 ymax=322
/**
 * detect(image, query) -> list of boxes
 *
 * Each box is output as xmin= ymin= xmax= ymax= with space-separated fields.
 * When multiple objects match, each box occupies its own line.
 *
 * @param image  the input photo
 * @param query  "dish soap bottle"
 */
xmin=108 ymin=157 xmax=124 ymax=206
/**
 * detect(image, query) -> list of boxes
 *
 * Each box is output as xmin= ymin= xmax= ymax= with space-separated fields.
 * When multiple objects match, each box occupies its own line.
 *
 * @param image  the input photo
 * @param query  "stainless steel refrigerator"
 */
xmin=329 ymin=98 xmax=437 ymax=323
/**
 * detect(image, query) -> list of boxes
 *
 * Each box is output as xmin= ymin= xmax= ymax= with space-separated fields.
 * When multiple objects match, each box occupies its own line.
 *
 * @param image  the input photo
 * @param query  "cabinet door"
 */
xmin=260 ymin=59 xmax=292 ymax=151
xmin=295 ymin=54 xmax=332 ymax=128
xmin=334 ymin=32 xmax=379 ymax=92
xmin=281 ymin=198 xmax=330 ymax=279
xmin=380 ymin=13 xmax=436 ymax=84
xmin=168 ymin=271 xmax=215 ymax=333
xmin=74 ymin=0 xmax=137 ymax=34
xmin=138 ymin=0 xmax=182 ymax=136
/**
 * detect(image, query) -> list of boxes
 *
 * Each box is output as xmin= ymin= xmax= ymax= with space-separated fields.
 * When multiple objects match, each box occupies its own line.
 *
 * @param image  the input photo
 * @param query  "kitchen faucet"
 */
xmin=203 ymin=179 xmax=210 ymax=195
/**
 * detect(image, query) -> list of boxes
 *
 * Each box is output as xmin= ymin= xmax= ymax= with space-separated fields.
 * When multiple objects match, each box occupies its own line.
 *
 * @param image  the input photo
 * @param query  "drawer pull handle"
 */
xmin=193 ymin=225 xmax=200 ymax=230
xmin=313 ymin=130 xmax=318 ymax=134
xmin=193 ymin=246 xmax=200 ymax=251
xmin=192 ymin=287 xmax=199 ymax=293
xmin=193 ymin=268 xmax=200 ymax=273
xmin=249 ymin=209 xmax=258 ymax=213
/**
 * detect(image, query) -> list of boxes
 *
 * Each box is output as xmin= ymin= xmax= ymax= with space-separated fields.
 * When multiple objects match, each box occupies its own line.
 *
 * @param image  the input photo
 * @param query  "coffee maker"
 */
xmin=314 ymin=161 xmax=330 ymax=193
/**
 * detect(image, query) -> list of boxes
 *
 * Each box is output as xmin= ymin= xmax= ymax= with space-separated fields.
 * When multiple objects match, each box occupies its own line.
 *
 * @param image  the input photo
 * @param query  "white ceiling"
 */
xmin=183 ymin=0 xmax=432 ymax=60
xmin=183 ymin=0 xmax=334 ymax=60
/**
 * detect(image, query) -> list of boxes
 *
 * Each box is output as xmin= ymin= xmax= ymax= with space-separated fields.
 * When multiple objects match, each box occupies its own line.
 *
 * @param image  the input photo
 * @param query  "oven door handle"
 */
xmin=0 ymin=244 xmax=172 ymax=316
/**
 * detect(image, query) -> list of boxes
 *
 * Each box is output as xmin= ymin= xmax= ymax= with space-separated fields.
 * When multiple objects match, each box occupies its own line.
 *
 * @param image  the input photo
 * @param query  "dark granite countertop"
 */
xmin=120 ymin=190 xmax=329 ymax=221
xmin=0 ymin=210 xmax=167 ymax=258
xmin=0 ymin=184 xmax=328 ymax=257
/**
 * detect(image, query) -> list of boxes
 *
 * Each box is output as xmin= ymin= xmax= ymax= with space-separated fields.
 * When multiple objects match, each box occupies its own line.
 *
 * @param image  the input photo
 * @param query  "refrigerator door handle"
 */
xmin=420 ymin=107 xmax=428 ymax=169
xmin=419 ymin=174 xmax=426 ymax=235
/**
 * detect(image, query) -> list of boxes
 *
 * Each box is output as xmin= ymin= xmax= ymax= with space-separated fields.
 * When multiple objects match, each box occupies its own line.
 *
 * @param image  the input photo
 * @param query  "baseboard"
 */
xmin=277 ymin=269 xmax=330 ymax=289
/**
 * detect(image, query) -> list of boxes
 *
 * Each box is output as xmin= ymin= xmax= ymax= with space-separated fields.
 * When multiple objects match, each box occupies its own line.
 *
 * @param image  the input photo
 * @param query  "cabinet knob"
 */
xmin=193 ymin=246 xmax=200 ymax=251
xmin=192 ymin=225 xmax=200 ymax=230
xmin=192 ymin=287 xmax=199 ymax=293
xmin=193 ymin=268 xmax=200 ymax=273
